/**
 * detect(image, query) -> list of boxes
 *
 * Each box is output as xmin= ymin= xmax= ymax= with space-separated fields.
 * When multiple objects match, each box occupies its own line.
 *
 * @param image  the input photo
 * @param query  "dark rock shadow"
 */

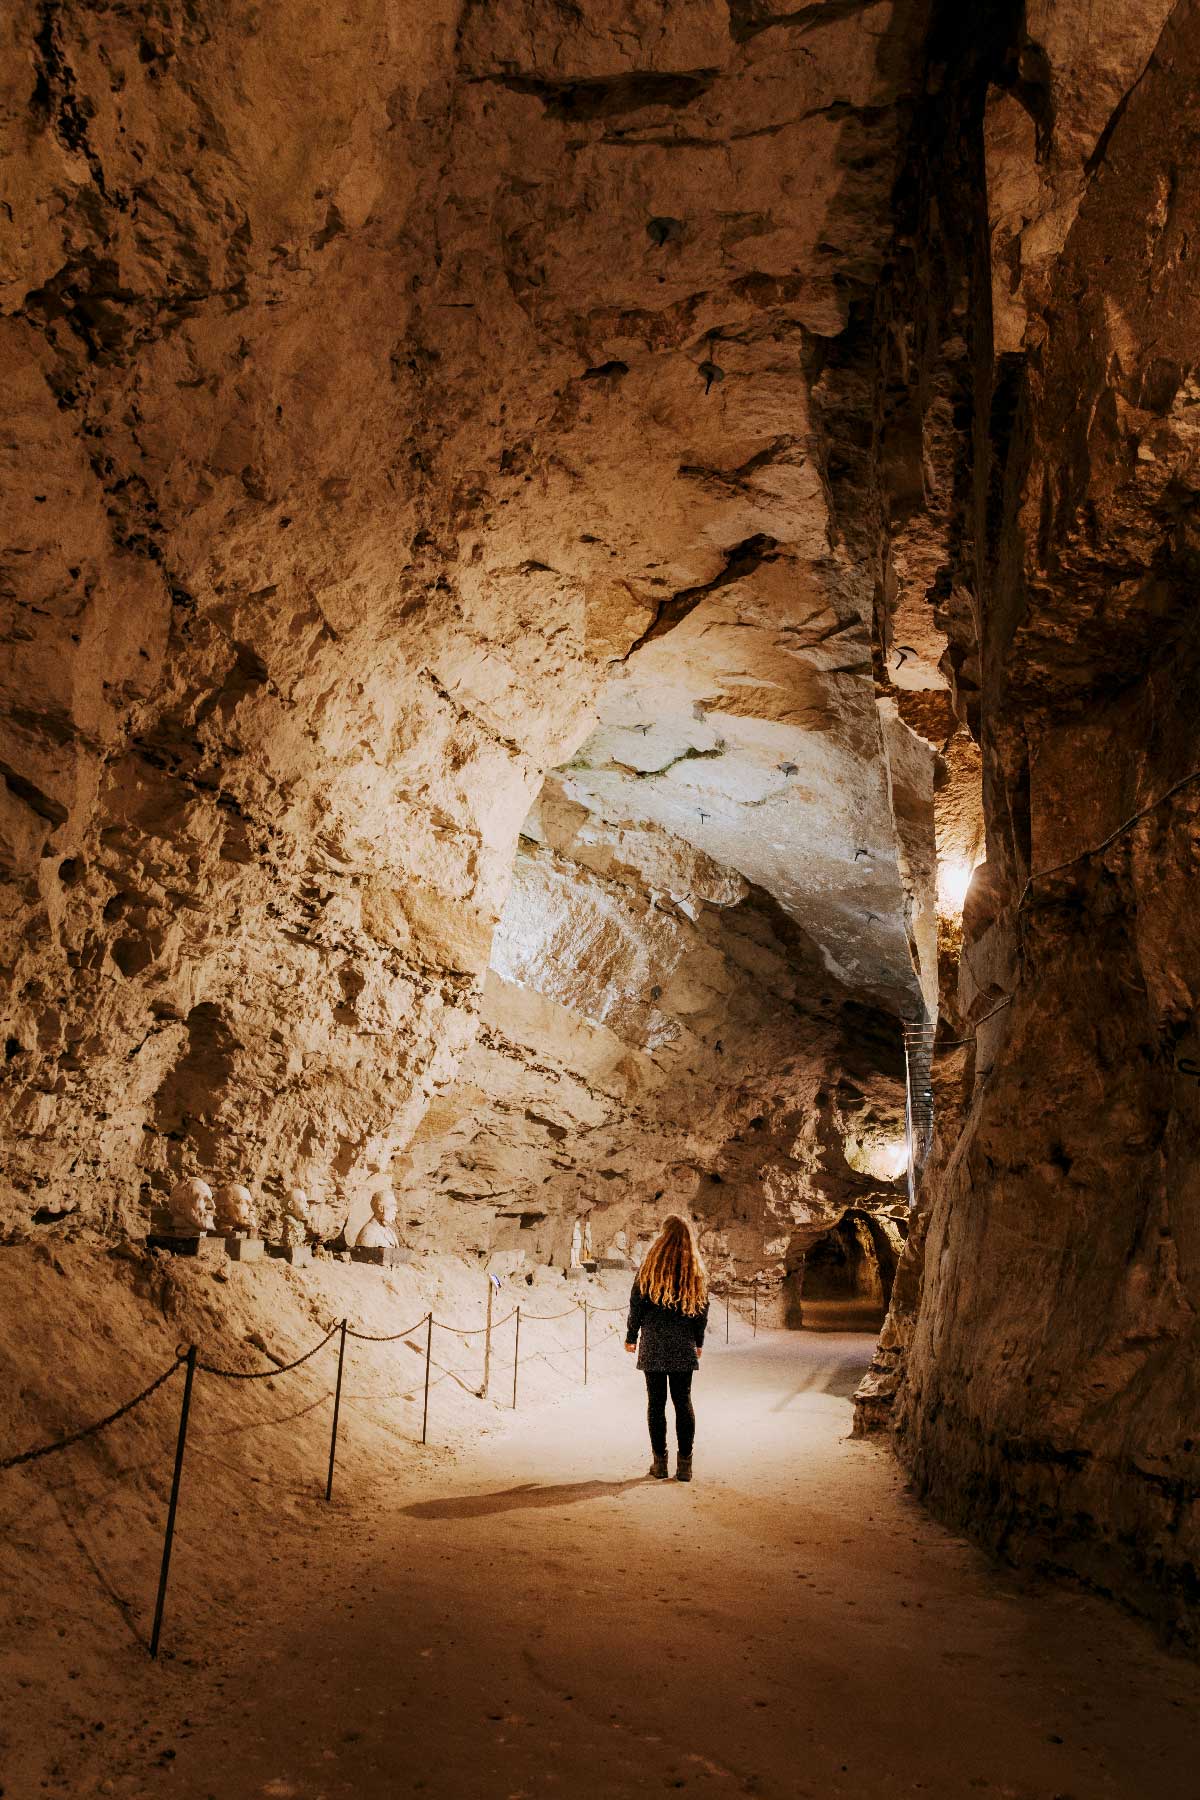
xmin=402 ymin=1477 xmax=649 ymax=1520
xmin=825 ymin=1360 xmax=872 ymax=1400
xmin=770 ymin=1352 xmax=874 ymax=1409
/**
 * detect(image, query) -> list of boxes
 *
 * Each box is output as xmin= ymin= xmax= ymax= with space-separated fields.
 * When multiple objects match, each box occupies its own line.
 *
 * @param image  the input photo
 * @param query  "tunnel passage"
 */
xmin=785 ymin=1212 xmax=902 ymax=1332
xmin=1 ymin=0 xmax=1198 ymax=1659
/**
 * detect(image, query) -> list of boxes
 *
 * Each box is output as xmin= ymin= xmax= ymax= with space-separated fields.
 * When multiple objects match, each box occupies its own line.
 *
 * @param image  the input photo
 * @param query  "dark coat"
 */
xmin=625 ymin=1280 xmax=709 ymax=1372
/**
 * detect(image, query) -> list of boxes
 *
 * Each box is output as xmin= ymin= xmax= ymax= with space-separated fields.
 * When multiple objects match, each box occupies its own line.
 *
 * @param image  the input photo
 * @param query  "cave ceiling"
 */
xmin=454 ymin=0 xmax=948 ymax=1018
xmin=0 ymin=0 xmax=955 ymax=1245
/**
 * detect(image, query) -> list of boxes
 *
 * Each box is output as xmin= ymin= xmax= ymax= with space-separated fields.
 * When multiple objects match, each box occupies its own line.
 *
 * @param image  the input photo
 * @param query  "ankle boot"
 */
xmin=676 ymin=1455 xmax=693 ymax=1482
xmin=649 ymin=1453 xmax=669 ymax=1479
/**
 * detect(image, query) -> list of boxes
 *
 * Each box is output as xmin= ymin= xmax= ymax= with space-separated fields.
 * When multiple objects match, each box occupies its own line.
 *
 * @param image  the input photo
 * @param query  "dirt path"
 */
xmin=7 ymin=1318 xmax=1200 ymax=1799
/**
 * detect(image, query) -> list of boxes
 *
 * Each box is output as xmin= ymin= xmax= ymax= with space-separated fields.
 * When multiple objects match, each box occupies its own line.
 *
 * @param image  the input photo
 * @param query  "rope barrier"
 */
xmin=345 ymin=1315 xmax=429 ymax=1344
xmin=931 ymin=995 xmax=1016 ymax=1053
xmin=0 ymin=1353 xmax=185 ymax=1471
xmin=2 ymin=1274 xmax=635 ymax=1656
xmin=1018 ymin=766 xmax=1200 ymax=913
xmin=198 ymin=1322 xmax=341 ymax=1379
xmin=433 ymin=1305 xmax=530 ymax=1334
xmin=918 ymin=772 xmax=1200 ymax=1066
xmin=434 ymin=1302 xmax=586 ymax=1329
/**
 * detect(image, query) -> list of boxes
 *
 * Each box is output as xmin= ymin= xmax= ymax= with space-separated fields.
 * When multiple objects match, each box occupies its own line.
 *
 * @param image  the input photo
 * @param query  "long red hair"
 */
xmin=637 ymin=1215 xmax=708 ymax=1315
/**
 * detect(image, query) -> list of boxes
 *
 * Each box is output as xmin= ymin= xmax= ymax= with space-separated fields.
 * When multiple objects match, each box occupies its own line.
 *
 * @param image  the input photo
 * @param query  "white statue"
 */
xmin=278 ymin=1186 xmax=311 ymax=1249
xmin=214 ymin=1183 xmax=256 ymax=1234
xmin=355 ymin=1189 xmax=400 ymax=1250
xmin=570 ymin=1214 xmax=593 ymax=1268
xmin=168 ymin=1176 xmax=215 ymax=1234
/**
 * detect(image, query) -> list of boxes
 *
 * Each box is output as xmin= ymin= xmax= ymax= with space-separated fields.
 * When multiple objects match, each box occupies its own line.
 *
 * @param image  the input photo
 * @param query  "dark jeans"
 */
xmin=644 ymin=1370 xmax=695 ymax=1458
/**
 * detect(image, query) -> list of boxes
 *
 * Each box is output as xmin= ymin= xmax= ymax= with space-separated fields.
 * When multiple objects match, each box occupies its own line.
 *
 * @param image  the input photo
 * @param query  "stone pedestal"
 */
xmin=594 ymin=1256 xmax=633 ymax=1270
xmin=224 ymin=1234 xmax=265 ymax=1263
xmin=350 ymin=1245 xmax=416 ymax=1267
xmin=267 ymin=1243 xmax=311 ymax=1266
xmin=566 ymin=1261 xmax=599 ymax=1281
xmin=147 ymin=1231 xmax=227 ymax=1262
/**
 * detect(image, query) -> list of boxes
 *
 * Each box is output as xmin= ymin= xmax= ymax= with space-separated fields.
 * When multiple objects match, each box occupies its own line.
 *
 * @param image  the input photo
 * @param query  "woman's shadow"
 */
xmin=402 ymin=1478 xmax=651 ymax=1520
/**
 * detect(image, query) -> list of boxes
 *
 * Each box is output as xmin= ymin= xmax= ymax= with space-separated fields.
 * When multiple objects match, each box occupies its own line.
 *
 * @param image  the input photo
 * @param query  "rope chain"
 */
xmin=345 ymin=1314 xmax=429 ymax=1344
xmin=0 ymin=1354 xmax=184 ymax=1471
xmin=925 ymin=769 xmax=1200 ymax=1059
xmin=1019 ymin=765 xmax=1200 ymax=911
xmin=2 ymin=1280 xmax=634 ymax=1470
xmin=199 ymin=1322 xmax=341 ymax=1380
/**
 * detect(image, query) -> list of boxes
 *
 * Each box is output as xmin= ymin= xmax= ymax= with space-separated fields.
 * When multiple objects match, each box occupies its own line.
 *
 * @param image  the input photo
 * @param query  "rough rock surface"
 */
xmin=862 ymin=0 xmax=1200 ymax=1649
xmin=0 ymin=0 xmax=933 ymax=1243
xmin=397 ymin=782 xmax=908 ymax=1291
xmin=5 ymin=0 xmax=1199 ymax=1658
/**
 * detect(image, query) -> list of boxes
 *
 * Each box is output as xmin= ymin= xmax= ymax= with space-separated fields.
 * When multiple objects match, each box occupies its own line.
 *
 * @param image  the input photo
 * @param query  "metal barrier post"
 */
xmin=150 ymin=1344 xmax=197 ymax=1660
xmin=482 ymin=1279 xmax=494 ymax=1398
xmin=753 ymin=1284 xmax=758 ymax=1338
xmin=725 ymin=1289 xmax=730 ymax=1344
xmin=512 ymin=1306 xmax=521 ymax=1409
xmin=421 ymin=1313 xmax=433 ymax=1445
xmin=325 ymin=1319 xmax=347 ymax=1502
xmin=583 ymin=1300 xmax=589 ymax=1386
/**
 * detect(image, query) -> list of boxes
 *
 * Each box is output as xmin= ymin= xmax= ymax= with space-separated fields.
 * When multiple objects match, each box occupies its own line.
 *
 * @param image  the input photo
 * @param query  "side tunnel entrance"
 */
xmin=783 ymin=1210 xmax=903 ymax=1332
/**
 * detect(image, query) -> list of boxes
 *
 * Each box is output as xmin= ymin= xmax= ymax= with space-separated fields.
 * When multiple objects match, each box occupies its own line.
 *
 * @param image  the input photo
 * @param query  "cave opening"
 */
xmin=786 ymin=1210 xmax=902 ymax=1333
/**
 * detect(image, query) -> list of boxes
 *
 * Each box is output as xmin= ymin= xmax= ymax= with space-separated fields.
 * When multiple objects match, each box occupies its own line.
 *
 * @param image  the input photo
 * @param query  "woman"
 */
xmin=625 ymin=1215 xmax=709 ymax=1482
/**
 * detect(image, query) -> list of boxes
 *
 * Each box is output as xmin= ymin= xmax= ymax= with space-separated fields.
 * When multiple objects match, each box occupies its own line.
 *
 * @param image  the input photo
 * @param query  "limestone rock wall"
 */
xmin=1 ymin=0 xmax=930 ymax=1239
xmin=884 ymin=0 xmax=1200 ymax=1647
xmin=10 ymin=0 xmax=1195 ymax=1651
xmin=393 ymin=786 xmax=908 ymax=1286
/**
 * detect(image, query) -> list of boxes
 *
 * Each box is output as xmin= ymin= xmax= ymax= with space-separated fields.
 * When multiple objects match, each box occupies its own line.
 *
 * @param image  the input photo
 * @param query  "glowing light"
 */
xmin=875 ymin=1137 xmax=909 ymax=1181
xmin=843 ymin=1131 xmax=909 ymax=1182
xmin=936 ymin=857 xmax=976 ymax=917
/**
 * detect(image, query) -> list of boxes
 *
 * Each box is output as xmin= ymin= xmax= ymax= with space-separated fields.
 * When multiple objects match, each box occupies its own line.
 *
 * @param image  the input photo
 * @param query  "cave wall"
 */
xmin=9 ymin=0 xmax=1195 ymax=1651
xmin=0 ymin=0 xmax=930 ymax=1240
xmin=881 ymin=0 xmax=1200 ymax=1646
xmin=391 ymin=782 xmax=908 ymax=1284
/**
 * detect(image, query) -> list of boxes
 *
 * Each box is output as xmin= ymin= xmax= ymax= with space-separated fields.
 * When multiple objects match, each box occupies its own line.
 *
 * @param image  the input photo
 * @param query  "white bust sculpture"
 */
xmin=355 ymin=1189 xmax=400 ymax=1250
xmin=214 ymin=1183 xmax=256 ymax=1233
xmin=278 ymin=1186 xmax=311 ymax=1248
xmin=168 ymin=1176 xmax=215 ymax=1234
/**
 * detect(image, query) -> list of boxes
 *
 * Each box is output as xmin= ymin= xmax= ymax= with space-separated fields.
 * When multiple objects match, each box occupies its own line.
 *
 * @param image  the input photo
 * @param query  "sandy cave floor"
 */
xmin=2 ymin=1248 xmax=1199 ymax=1800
